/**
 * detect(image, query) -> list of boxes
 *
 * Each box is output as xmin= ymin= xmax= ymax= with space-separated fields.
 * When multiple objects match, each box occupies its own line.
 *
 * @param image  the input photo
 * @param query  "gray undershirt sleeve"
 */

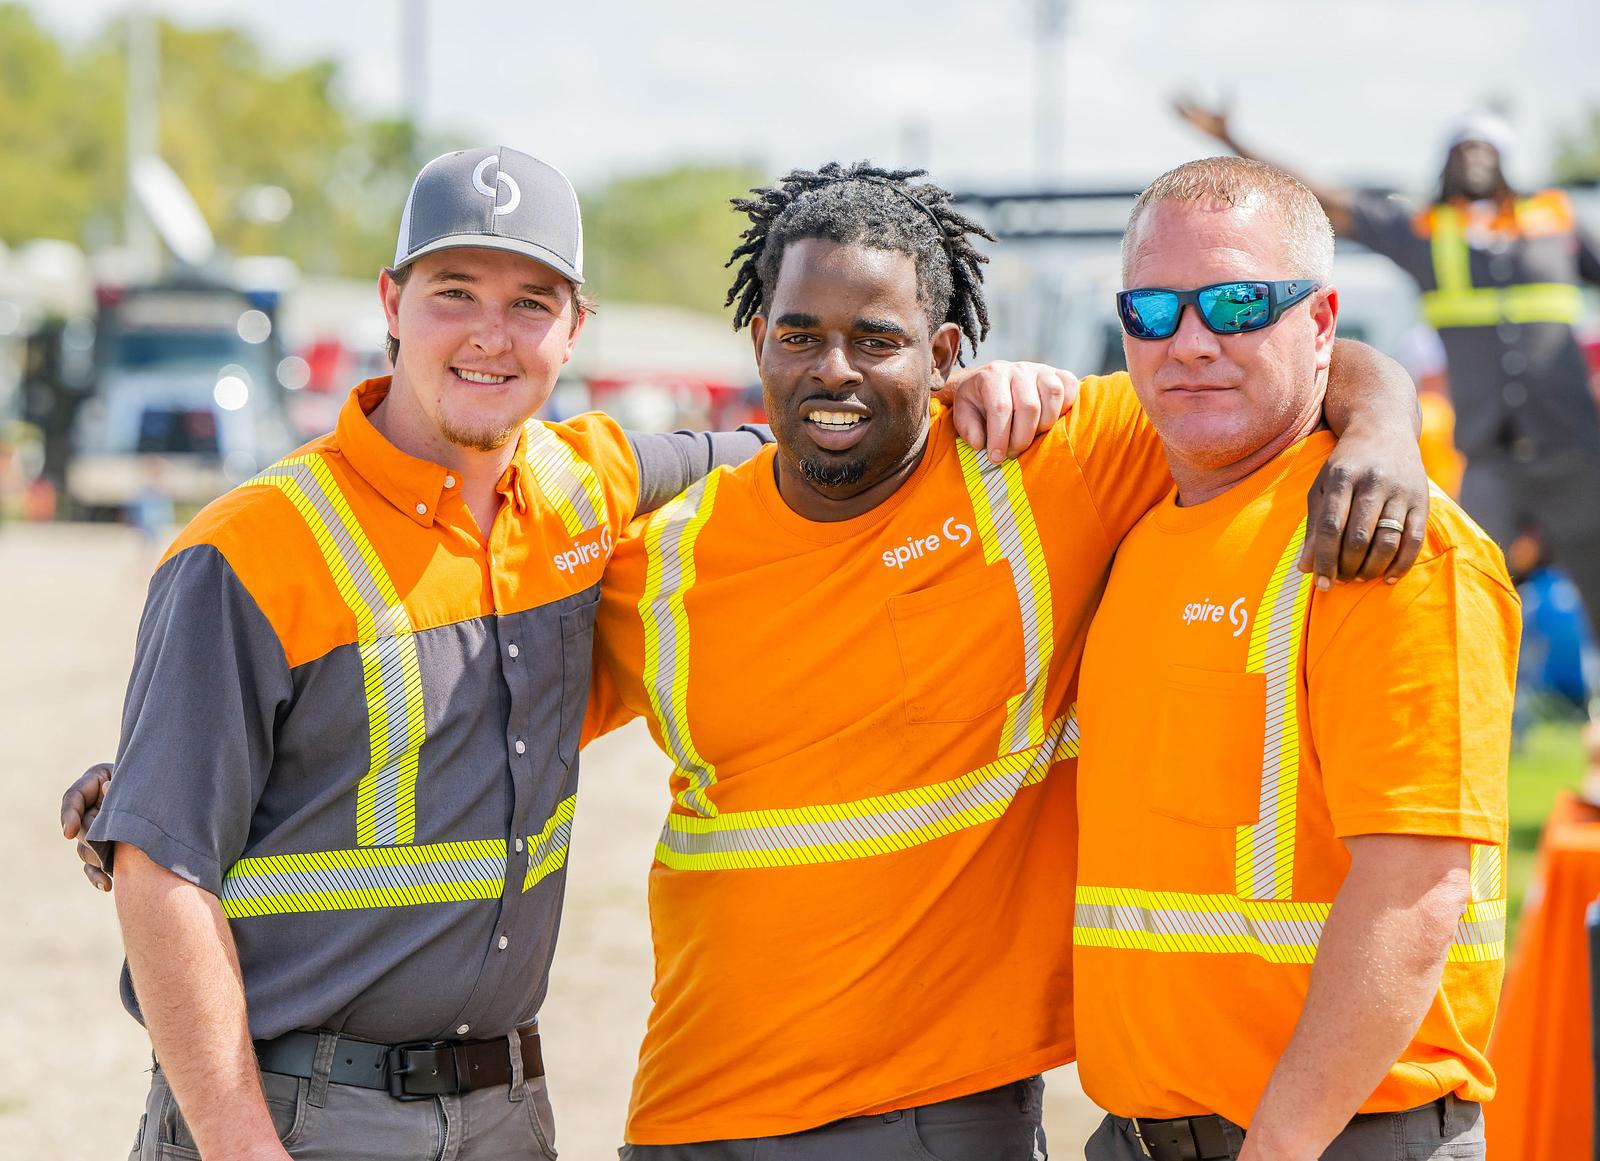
xmin=627 ymin=426 xmax=774 ymax=518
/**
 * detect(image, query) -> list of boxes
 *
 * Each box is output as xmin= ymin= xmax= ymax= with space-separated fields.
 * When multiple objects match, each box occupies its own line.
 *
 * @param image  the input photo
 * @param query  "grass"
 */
xmin=1506 ymin=718 xmax=1588 ymax=941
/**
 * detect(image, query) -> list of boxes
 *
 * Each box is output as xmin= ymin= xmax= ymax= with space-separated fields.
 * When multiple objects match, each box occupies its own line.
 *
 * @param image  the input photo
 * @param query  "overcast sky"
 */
xmin=31 ymin=0 xmax=1600 ymax=195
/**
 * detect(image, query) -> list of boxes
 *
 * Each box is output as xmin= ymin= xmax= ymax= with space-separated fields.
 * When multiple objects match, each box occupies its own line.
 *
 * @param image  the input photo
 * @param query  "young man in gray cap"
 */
xmin=74 ymin=146 xmax=1070 ymax=1161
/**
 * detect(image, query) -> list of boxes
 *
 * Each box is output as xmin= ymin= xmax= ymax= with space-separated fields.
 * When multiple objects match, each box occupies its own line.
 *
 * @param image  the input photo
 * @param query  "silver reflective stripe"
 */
xmin=656 ymin=710 xmax=1078 ymax=870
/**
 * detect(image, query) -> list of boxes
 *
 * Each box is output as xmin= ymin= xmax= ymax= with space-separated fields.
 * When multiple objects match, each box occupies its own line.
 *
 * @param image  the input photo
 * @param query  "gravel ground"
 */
xmin=0 ymin=523 xmax=1101 ymax=1159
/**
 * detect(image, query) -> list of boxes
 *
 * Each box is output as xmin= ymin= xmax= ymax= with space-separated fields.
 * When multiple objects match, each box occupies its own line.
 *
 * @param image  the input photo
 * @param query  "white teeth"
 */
xmin=456 ymin=369 xmax=509 ymax=384
xmin=808 ymin=410 xmax=864 ymax=428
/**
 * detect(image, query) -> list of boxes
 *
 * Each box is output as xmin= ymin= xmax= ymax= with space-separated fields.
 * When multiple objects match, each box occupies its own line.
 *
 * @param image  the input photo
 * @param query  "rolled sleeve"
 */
xmin=88 ymin=544 xmax=293 ymax=893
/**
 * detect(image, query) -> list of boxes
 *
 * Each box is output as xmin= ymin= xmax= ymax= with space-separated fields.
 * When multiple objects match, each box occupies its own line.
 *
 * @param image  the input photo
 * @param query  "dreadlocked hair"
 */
xmin=725 ymin=162 xmax=995 ymax=361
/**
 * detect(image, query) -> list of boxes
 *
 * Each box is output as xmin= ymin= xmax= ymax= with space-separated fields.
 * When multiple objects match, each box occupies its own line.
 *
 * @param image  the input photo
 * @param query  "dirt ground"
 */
xmin=0 ymin=523 xmax=1103 ymax=1159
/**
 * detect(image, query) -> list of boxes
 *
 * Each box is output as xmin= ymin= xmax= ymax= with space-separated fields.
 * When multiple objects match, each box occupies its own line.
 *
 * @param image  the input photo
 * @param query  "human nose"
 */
xmin=809 ymin=339 xmax=863 ymax=392
xmin=470 ymin=309 xmax=512 ymax=355
xmin=1167 ymin=304 xmax=1220 ymax=364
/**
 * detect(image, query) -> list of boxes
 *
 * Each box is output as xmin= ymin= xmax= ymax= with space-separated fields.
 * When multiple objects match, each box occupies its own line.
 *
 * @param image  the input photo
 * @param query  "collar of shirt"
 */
xmin=335 ymin=377 xmax=533 ymax=527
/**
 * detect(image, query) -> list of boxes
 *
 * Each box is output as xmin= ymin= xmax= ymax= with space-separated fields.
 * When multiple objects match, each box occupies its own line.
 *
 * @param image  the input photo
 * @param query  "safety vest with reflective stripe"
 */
xmin=1419 ymin=193 xmax=1585 ymax=329
xmin=638 ymin=449 xmax=1070 ymax=871
xmin=1073 ymin=520 xmax=1506 ymax=964
xmin=217 ymin=426 xmax=606 ymax=917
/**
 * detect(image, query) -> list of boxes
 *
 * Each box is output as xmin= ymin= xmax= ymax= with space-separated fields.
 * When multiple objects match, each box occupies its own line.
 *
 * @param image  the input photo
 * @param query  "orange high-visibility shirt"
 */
xmin=587 ymin=377 xmax=1172 ymax=1144
xmin=1074 ymin=431 xmax=1517 ymax=1126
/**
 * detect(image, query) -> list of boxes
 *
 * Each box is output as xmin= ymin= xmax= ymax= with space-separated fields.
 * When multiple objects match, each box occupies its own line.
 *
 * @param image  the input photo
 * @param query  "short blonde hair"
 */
xmin=1122 ymin=156 xmax=1334 ymax=284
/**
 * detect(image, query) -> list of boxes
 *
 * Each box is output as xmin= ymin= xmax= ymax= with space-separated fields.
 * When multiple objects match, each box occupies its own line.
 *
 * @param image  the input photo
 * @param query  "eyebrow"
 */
xmin=856 ymin=318 xmax=911 ymax=338
xmin=772 ymin=312 xmax=821 ymax=328
xmin=428 ymin=270 xmax=564 ymax=297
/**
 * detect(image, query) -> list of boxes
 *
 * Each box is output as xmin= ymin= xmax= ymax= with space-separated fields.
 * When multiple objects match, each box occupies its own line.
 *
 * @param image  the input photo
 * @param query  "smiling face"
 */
xmin=1122 ymin=199 xmax=1337 ymax=491
xmin=749 ymin=239 xmax=960 ymax=522
xmin=380 ymin=247 xmax=585 ymax=455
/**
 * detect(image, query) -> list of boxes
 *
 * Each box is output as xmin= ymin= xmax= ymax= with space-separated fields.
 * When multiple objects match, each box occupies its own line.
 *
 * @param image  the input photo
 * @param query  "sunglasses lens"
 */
xmin=1197 ymin=282 xmax=1271 ymax=332
xmin=1121 ymin=290 xmax=1181 ymax=339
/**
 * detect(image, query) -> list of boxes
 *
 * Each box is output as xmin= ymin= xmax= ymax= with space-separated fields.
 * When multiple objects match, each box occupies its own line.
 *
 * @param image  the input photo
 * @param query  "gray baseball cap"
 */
xmin=394 ymin=146 xmax=584 ymax=283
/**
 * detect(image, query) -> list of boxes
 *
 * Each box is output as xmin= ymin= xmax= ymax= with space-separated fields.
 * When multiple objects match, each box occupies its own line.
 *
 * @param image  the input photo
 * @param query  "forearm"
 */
xmin=115 ymin=845 xmax=286 ymax=1161
xmin=1323 ymin=339 xmax=1421 ymax=441
xmin=1244 ymin=840 xmax=1469 ymax=1159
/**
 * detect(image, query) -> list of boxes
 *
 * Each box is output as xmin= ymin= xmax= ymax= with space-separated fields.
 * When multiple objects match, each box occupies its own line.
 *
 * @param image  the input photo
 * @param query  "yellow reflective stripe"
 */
xmin=523 ymin=794 xmax=577 ymax=891
xmin=245 ymin=455 xmax=426 ymax=847
xmin=1470 ymin=844 xmax=1505 ymax=903
xmin=655 ymin=709 xmax=1078 ymax=871
xmin=639 ymin=472 xmax=723 ymax=816
xmin=1075 ymin=887 xmax=1326 ymax=964
xmin=220 ymin=839 xmax=506 ymax=918
xmin=1421 ymin=283 xmax=1583 ymax=328
xmin=523 ymin=420 xmax=608 ymax=537
xmin=1235 ymin=520 xmax=1313 ymax=901
xmin=954 ymin=441 xmax=1055 ymax=753
xmin=1074 ymin=886 xmax=1504 ymax=965
xmin=1447 ymin=896 xmax=1507 ymax=963
xmin=1429 ymin=206 xmax=1471 ymax=294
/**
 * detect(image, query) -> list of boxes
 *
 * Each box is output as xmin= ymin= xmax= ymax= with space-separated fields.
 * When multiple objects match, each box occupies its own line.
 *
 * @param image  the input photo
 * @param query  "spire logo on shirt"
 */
xmin=554 ymin=525 xmax=613 ymax=574
xmin=1182 ymin=596 xmax=1249 ymax=638
xmin=881 ymin=517 xmax=974 ymax=570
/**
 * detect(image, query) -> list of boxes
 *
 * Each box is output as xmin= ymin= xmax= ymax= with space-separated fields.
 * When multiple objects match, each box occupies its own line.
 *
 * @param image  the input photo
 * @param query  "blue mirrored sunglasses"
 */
xmin=1116 ymin=279 xmax=1321 ymax=340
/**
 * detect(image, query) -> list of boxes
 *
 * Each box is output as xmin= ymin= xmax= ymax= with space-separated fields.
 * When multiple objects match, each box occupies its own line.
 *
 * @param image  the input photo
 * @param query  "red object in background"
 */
xmin=1486 ymin=791 xmax=1600 ymax=1159
xmin=1582 ymin=335 xmax=1600 ymax=409
xmin=300 ymin=337 xmax=350 ymax=394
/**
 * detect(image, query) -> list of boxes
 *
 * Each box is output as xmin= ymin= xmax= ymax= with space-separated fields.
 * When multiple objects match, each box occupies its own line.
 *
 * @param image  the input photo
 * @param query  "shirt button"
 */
xmin=1489 ymin=257 xmax=1514 ymax=280
xmin=456 ymin=1024 xmax=471 ymax=1036
xmin=1501 ymin=350 xmax=1528 ymax=376
xmin=515 ymin=739 xmax=526 ymax=755
xmin=1497 ymin=323 xmax=1520 ymax=344
xmin=444 ymin=474 xmax=456 ymax=488
xmin=1503 ymin=381 xmax=1527 ymax=407
xmin=515 ymin=838 xmax=525 ymax=853
xmin=498 ymin=936 xmax=509 ymax=951
xmin=415 ymin=502 xmax=427 ymax=516
xmin=508 ymin=643 xmax=520 ymax=658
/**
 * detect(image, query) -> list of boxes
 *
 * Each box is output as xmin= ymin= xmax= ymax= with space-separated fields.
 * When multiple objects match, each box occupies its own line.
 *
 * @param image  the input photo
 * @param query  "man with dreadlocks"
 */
xmin=581 ymin=162 xmax=1431 ymax=1159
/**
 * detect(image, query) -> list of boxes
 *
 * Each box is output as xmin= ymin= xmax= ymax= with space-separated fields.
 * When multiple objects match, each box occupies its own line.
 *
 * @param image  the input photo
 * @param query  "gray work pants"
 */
xmin=620 ymin=1076 xmax=1046 ymax=1161
xmin=1083 ymin=1094 xmax=1482 ymax=1161
xmin=129 ymin=1048 xmax=559 ymax=1160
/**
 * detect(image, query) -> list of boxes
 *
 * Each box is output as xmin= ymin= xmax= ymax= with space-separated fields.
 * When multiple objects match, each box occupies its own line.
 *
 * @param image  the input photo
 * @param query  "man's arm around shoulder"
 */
xmin=116 ymin=843 xmax=291 ymax=1161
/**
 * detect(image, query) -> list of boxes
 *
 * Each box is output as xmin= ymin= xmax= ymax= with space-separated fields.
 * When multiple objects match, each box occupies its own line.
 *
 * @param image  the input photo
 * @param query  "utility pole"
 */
xmin=1033 ymin=0 xmax=1069 ymax=182
xmin=402 ymin=0 xmax=428 ymax=164
xmin=125 ymin=1 xmax=159 ymax=273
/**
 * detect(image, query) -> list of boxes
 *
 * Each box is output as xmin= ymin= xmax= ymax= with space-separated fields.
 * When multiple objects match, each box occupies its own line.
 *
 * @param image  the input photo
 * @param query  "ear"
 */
xmin=749 ymin=314 xmax=769 ymax=365
xmin=379 ymin=269 xmax=403 ymax=345
xmin=561 ymin=300 xmax=589 ymax=365
xmin=930 ymin=321 xmax=962 ymax=380
xmin=1311 ymin=286 xmax=1339 ymax=373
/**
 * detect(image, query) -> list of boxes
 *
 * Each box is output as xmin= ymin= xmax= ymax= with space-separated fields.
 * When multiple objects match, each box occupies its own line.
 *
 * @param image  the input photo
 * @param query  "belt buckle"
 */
xmin=386 ymin=1040 xmax=459 ymax=1101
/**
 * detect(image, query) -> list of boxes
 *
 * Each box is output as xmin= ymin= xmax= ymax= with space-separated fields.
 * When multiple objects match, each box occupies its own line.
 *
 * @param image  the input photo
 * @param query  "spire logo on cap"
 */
xmin=472 ymin=156 xmax=522 ymax=216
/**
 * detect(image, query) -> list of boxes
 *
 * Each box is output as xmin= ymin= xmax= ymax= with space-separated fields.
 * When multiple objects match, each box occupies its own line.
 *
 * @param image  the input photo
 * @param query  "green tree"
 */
xmin=1555 ymin=108 xmax=1600 ymax=183
xmin=583 ymin=164 xmax=765 ymax=317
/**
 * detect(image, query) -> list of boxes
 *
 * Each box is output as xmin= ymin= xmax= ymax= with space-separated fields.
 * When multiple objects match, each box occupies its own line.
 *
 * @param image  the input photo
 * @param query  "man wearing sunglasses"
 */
xmin=1074 ymin=157 xmax=1516 ymax=1161
xmin=1177 ymin=99 xmax=1600 ymax=786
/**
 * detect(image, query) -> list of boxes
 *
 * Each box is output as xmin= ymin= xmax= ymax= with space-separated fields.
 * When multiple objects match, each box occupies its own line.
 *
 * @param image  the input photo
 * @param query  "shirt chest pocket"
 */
xmin=1149 ymin=666 xmax=1266 ymax=828
xmin=887 ymin=562 xmax=1027 ymax=725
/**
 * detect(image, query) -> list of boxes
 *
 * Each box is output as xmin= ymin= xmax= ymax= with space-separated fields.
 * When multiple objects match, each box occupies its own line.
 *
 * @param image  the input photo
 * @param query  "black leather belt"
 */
xmin=1128 ymin=1113 xmax=1232 ymax=1161
xmin=254 ymin=1027 xmax=543 ymax=1101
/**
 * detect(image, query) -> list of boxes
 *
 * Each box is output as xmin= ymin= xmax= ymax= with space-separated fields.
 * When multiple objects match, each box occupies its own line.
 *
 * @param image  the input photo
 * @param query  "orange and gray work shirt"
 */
xmin=1347 ymin=188 xmax=1600 ymax=458
xmin=88 ymin=377 xmax=765 ymax=1044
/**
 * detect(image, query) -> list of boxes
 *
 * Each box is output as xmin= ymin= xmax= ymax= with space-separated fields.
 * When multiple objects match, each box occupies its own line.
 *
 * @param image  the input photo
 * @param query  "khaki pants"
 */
xmin=619 ymin=1076 xmax=1046 ymax=1161
xmin=129 ymin=1054 xmax=559 ymax=1160
xmin=1083 ymin=1095 xmax=1483 ymax=1161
